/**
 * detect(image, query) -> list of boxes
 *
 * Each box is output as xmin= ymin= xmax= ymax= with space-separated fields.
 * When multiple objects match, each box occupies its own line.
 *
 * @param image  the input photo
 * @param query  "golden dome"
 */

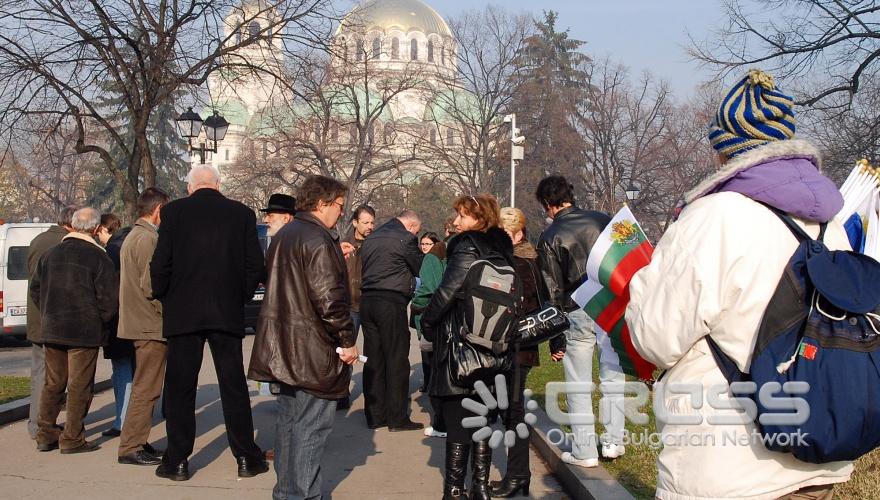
xmin=338 ymin=0 xmax=451 ymax=37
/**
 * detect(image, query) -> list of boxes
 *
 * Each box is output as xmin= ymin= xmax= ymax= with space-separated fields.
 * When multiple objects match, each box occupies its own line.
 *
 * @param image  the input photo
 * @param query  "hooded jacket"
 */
xmin=626 ymin=140 xmax=853 ymax=500
xmin=248 ymin=212 xmax=355 ymax=400
xmin=421 ymin=226 xmax=514 ymax=397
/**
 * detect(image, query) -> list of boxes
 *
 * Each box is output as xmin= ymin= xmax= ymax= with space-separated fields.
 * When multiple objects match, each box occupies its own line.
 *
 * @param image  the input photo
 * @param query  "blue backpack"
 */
xmin=707 ymin=205 xmax=880 ymax=464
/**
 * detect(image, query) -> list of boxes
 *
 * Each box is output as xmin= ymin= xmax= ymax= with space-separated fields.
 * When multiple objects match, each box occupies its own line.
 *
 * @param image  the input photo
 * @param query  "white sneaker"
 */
xmin=601 ymin=443 xmax=626 ymax=459
xmin=423 ymin=426 xmax=447 ymax=438
xmin=561 ymin=452 xmax=599 ymax=468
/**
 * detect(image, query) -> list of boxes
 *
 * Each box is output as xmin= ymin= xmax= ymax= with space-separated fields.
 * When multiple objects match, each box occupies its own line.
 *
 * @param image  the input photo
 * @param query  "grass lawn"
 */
xmin=525 ymin=342 xmax=879 ymax=499
xmin=0 ymin=376 xmax=30 ymax=405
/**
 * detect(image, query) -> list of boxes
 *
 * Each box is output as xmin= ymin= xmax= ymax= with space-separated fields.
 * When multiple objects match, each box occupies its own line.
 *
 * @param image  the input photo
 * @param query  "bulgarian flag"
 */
xmin=571 ymin=206 xmax=655 ymax=380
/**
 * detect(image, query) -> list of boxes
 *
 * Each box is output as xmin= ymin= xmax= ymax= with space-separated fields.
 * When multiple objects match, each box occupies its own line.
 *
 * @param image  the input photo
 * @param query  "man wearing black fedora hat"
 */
xmin=260 ymin=193 xmax=296 ymax=237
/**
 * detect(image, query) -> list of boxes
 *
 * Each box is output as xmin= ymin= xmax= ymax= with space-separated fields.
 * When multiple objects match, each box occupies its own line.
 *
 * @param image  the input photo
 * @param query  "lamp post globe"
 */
xmin=175 ymin=107 xmax=203 ymax=139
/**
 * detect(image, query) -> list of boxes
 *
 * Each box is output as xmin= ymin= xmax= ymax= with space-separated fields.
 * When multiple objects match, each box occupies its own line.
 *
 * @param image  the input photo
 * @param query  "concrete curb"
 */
xmin=529 ymin=406 xmax=635 ymax=500
xmin=0 ymin=378 xmax=112 ymax=426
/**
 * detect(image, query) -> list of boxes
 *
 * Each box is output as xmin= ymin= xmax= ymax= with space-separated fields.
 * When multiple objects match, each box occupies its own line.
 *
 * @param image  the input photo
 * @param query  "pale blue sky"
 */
xmin=431 ymin=0 xmax=732 ymax=99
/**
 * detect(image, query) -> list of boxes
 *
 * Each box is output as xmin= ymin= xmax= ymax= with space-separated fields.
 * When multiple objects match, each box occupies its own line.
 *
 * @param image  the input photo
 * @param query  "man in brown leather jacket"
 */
xmin=248 ymin=175 xmax=360 ymax=500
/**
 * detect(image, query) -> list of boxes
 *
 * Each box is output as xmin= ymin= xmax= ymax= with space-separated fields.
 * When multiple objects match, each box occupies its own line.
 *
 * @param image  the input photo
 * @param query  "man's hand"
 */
xmin=338 ymin=346 xmax=360 ymax=365
xmin=340 ymin=241 xmax=355 ymax=259
xmin=550 ymin=350 xmax=565 ymax=362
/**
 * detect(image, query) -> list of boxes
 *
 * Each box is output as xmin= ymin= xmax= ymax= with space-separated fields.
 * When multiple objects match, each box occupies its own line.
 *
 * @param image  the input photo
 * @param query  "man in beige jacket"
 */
xmin=117 ymin=188 xmax=170 ymax=466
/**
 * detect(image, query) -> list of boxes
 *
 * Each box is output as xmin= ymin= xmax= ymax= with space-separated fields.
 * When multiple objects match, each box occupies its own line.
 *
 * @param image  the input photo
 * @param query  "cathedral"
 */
xmin=196 ymin=0 xmax=482 ymax=192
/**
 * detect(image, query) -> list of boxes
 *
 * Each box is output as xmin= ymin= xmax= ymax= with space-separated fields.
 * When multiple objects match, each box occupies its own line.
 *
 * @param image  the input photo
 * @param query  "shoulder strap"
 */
xmin=705 ymin=335 xmax=749 ymax=384
xmin=758 ymin=202 xmax=827 ymax=243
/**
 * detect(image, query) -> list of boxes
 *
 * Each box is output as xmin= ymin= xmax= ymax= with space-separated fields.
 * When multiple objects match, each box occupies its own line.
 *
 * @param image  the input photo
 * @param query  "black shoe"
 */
xmin=366 ymin=420 xmax=387 ymax=430
xmin=36 ymin=441 xmax=58 ymax=452
xmin=489 ymin=477 xmax=531 ymax=497
xmin=60 ymin=440 xmax=101 ymax=454
xmin=470 ymin=440 xmax=492 ymax=500
xmin=118 ymin=450 xmax=162 ymax=466
xmin=418 ymin=385 xmax=427 ymax=393
xmin=388 ymin=420 xmax=424 ymax=432
xmin=237 ymin=455 xmax=270 ymax=478
xmin=101 ymin=428 xmax=121 ymax=437
xmin=155 ymin=460 xmax=190 ymax=481
xmin=336 ymin=398 xmax=351 ymax=410
xmin=142 ymin=443 xmax=163 ymax=459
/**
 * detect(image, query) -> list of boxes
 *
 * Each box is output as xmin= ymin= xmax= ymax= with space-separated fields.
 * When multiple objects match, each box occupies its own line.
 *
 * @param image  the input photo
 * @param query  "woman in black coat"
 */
xmin=421 ymin=194 xmax=512 ymax=500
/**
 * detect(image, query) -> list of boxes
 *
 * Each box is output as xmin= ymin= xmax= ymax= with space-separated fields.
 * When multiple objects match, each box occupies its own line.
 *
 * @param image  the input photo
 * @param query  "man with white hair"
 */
xmin=150 ymin=165 xmax=267 ymax=481
xmin=30 ymin=207 xmax=119 ymax=454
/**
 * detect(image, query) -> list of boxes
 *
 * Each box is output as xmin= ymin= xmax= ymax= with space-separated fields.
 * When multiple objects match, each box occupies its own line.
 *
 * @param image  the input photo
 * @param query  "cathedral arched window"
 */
xmin=349 ymin=124 xmax=357 ymax=143
xmin=356 ymin=39 xmax=364 ymax=61
xmin=383 ymin=123 xmax=395 ymax=144
xmin=446 ymin=128 xmax=454 ymax=145
xmin=368 ymin=123 xmax=376 ymax=144
xmin=429 ymin=128 xmax=436 ymax=145
xmin=340 ymin=38 xmax=348 ymax=61
xmin=331 ymin=122 xmax=339 ymax=142
xmin=427 ymin=40 xmax=434 ymax=62
xmin=441 ymin=45 xmax=445 ymax=65
xmin=410 ymin=39 xmax=418 ymax=60
xmin=391 ymin=38 xmax=399 ymax=60
xmin=249 ymin=21 xmax=260 ymax=41
xmin=235 ymin=23 xmax=242 ymax=44
xmin=372 ymin=38 xmax=381 ymax=59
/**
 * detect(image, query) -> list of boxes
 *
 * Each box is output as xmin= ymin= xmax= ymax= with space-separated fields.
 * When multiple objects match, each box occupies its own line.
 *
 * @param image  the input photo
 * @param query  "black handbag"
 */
xmin=515 ymin=305 xmax=570 ymax=347
xmin=448 ymin=325 xmax=513 ymax=388
xmin=513 ymin=257 xmax=570 ymax=347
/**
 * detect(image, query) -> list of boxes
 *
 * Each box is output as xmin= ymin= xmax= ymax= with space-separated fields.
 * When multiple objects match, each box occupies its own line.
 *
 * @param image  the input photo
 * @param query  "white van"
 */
xmin=0 ymin=223 xmax=53 ymax=335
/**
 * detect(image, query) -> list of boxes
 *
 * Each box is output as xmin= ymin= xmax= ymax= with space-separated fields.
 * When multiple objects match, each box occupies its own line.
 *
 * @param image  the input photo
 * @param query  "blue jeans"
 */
xmin=563 ymin=309 xmax=626 ymax=460
xmin=110 ymin=356 xmax=134 ymax=430
xmin=273 ymin=390 xmax=336 ymax=500
xmin=351 ymin=311 xmax=361 ymax=338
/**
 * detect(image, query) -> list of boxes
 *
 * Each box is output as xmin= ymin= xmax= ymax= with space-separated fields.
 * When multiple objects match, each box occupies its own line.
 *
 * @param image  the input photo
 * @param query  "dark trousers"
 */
xmin=361 ymin=294 xmax=411 ymax=427
xmin=441 ymin=396 xmax=472 ymax=444
xmin=163 ymin=331 xmax=261 ymax=465
xmin=422 ymin=350 xmax=446 ymax=432
xmin=37 ymin=345 xmax=99 ymax=449
xmin=119 ymin=340 xmax=167 ymax=456
xmin=499 ymin=364 xmax=533 ymax=480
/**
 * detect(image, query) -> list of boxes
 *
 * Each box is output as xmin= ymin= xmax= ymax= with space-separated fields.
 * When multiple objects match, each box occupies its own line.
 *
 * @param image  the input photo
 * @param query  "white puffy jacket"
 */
xmin=627 ymin=185 xmax=854 ymax=498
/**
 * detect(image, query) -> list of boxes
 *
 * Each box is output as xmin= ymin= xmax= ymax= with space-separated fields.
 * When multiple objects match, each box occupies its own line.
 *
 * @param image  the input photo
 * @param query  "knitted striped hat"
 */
xmin=708 ymin=69 xmax=796 ymax=159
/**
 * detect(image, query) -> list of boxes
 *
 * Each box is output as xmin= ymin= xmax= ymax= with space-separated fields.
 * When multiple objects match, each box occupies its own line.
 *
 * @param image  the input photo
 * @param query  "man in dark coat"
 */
xmin=358 ymin=209 xmax=423 ymax=431
xmin=30 ymin=207 xmax=118 ymax=454
xmin=248 ymin=175 xmax=359 ymax=500
xmin=25 ymin=205 xmax=77 ymax=440
xmin=150 ymin=165 xmax=267 ymax=481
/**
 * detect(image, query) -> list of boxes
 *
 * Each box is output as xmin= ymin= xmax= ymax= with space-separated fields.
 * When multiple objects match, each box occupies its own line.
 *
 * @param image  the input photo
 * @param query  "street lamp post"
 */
xmin=175 ymin=108 xmax=230 ymax=164
xmin=503 ymin=114 xmax=525 ymax=207
xmin=625 ymin=182 xmax=641 ymax=204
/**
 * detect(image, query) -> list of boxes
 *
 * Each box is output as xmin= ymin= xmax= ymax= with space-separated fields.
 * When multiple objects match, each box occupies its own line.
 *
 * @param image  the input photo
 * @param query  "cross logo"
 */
xmin=460 ymin=374 xmax=538 ymax=449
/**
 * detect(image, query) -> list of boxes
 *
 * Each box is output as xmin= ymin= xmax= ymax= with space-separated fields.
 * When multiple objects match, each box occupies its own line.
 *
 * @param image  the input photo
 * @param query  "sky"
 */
xmin=430 ymin=0 xmax=734 ymax=99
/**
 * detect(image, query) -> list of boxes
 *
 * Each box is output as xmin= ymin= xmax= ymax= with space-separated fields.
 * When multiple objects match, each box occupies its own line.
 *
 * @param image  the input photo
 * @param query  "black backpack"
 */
xmin=456 ymin=240 xmax=522 ymax=354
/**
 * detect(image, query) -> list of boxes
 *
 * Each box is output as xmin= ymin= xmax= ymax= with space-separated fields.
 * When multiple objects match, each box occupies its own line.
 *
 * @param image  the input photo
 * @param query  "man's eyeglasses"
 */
xmin=331 ymin=200 xmax=344 ymax=210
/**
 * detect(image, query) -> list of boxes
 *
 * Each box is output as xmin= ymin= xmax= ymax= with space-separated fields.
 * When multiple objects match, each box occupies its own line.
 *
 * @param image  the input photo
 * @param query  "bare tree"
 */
xmin=419 ymin=6 xmax=532 ymax=196
xmin=0 ymin=0 xmax=336 ymax=216
xmin=689 ymin=0 xmax=880 ymax=107
xmin=224 ymin=39 xmax=428 ymax=221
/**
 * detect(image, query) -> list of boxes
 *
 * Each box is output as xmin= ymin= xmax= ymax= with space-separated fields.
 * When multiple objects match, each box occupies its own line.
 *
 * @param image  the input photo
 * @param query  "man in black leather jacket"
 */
xmin=534 ymin=175 xmax=627 ymax=468
xmin=359 ymin=209 xmax=424 ymax=431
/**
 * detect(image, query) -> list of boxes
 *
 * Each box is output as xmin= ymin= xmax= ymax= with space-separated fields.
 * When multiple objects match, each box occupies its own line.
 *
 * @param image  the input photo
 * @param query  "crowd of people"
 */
xmin=22 ymin=69 xmax=857 ymax=500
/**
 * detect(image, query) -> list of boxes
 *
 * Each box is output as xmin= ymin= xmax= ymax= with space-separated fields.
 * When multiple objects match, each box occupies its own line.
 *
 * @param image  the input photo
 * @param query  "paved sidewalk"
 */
xmin=0 ymin=336 xmax=567 ymax=499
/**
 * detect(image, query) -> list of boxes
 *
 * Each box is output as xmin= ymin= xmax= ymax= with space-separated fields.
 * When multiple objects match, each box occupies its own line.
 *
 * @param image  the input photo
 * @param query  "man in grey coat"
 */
xmin=25 ymin=205 xmax=77 ymax=440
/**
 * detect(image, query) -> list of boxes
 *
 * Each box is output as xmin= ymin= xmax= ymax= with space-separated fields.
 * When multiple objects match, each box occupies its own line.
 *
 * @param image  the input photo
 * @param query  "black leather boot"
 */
xmin=443 ymin=441 xmax=470 ymax=500
xmin=470 ymin=440 xmax=492 ymax=500
xmin=489 ymin=477 xmax=530 ymax=497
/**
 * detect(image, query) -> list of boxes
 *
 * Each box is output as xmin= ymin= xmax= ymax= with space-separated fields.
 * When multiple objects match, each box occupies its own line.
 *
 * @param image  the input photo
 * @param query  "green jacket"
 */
xmin=411 ymin=253 xmax=446 ymax=338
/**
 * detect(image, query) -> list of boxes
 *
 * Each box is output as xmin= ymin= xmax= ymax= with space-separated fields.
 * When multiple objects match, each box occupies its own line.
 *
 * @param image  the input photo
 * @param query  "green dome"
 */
xmin=201 ymin=99 xmax=250 ymax=127
xmin=423 ymin=89 xmax=485 ymax=124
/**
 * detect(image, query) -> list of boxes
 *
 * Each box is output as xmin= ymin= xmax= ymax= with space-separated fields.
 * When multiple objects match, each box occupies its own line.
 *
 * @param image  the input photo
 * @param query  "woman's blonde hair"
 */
xmin=452 ymin=194 xmax=500 ymax=232
xmin=500 ymin=207 xmax=526 ymax=235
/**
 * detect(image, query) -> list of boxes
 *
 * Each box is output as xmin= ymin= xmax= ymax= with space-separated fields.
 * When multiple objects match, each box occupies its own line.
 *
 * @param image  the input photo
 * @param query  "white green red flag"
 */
xmin=571 ymin=206 xmax=655 ymax=380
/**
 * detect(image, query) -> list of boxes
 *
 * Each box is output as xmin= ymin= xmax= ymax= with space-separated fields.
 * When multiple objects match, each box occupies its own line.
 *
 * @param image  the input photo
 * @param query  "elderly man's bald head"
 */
xmin=186 ymin=165 xmax=221 ymax=194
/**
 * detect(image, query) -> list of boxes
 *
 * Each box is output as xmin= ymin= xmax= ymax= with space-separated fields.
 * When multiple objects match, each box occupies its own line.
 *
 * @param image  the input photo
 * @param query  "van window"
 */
xmin=7 ymin=246 xmax=28 ymax=280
